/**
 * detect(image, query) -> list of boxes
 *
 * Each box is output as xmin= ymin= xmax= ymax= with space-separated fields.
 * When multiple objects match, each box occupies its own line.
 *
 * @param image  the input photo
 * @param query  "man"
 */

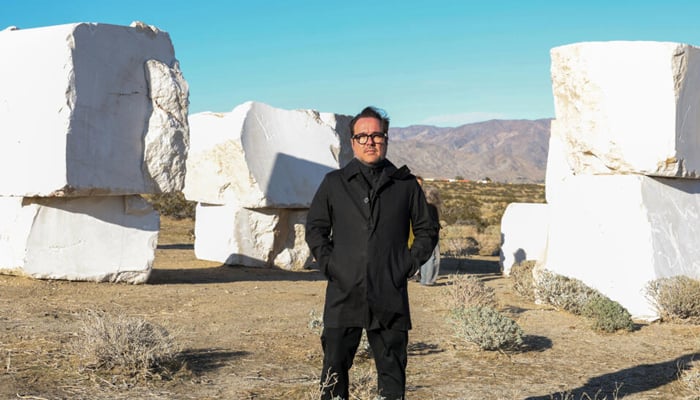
xmin=306 ymin=106 xmax=439 ymax=399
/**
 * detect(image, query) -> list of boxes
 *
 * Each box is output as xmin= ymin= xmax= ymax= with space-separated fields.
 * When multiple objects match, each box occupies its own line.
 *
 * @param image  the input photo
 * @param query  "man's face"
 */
xmin=351 ymin=116 xmax=387 ymax=165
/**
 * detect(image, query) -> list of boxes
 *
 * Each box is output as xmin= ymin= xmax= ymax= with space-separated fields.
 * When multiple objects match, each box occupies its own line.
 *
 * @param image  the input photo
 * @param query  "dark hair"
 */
xmin=349 ymin=106 xmax=390 ymax=135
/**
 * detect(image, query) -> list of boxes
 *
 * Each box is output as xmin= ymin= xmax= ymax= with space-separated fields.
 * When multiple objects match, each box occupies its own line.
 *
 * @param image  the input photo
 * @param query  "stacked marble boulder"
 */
xmin=0 ymin=22 xmax=189 ymax=283
xmin=500 ymin=41 xmax=700 ymax=320
xmin=183 ymin=101 xmax=352 ymax=270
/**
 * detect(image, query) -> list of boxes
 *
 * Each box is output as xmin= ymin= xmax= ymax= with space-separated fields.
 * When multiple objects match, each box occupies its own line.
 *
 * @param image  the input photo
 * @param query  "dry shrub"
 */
xmin=679 ymin=359 xmax=700 ymax=396
xmin=311 ymin=365 xmax=379 ymax=400
xmin=308 ymin=309 xmax=324 ymax=336
xmin=440 ymin=224 xmax=500 ymax=257
xmin=145 ymin=192 xmax=195 ymax=220
xmin=478 ymin=225 xmax=502 ymax=256
xmin=450 ymin=306 xmax=524 ymax=351
xmin=446 ymin=275 xmax=523 ymax=351
xmin=446 ymin=274 xmax=496 ymax=310
xmin=534 ymin=270 xmax=599 ymax=315
xmin=510 ymin=260 xmax=536 ymax=300
xmin=535 ymin=270 xmax=634 ymax=333
xmin=645 ymin=276 xmax=700 ymax=322
xmin=73 ymin=310 xmax=180 ymax=379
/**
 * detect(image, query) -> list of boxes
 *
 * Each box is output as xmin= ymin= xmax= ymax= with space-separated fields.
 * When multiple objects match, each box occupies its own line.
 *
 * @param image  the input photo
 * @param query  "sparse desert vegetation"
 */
xmin=2 ymin=182 xmax=700 ymax=399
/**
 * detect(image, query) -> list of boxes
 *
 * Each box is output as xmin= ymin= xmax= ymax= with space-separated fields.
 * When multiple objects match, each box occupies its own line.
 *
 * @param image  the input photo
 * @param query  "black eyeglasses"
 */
xmin=352 ymin=132 xmax=387 ymax=145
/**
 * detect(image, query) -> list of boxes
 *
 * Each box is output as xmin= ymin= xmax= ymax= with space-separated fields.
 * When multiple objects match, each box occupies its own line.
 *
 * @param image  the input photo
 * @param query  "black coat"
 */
xmin=306 ymin=158 xmax=439 ymax=330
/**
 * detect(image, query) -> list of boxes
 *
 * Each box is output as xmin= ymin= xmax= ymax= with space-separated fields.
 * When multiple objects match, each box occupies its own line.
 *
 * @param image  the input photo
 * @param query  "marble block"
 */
xmin=0 ymin=195 xmax=159 ymax=283
xmin=499 ymin=203 xmax=550 ymax=275
xmin=540 ymin=174 xmax=700 ymax=320
xmin=551 ymin=41 xmax=700 ymax=177
xmin=184 ymin=101 xmax=351 ymax=207
xmin=193 ymin=203 xmax=312 ymax=269
xmin=0 ymin=22 xmax=189 ymax=196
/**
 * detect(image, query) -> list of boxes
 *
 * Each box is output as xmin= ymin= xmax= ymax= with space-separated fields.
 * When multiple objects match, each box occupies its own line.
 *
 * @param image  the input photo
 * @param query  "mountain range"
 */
xmin=386 ymin=118 xmax=552 ymax=183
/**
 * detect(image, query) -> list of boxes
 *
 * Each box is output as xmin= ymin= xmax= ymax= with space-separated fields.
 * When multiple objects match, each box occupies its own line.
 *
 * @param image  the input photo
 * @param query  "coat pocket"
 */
xmin=390 ymin=247 xmax=416 ymax=288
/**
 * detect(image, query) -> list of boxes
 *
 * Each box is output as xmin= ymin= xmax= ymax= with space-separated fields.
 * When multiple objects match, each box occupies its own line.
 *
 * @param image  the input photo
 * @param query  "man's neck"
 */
xmin=356 ymin=158 xmax=387 ymax=168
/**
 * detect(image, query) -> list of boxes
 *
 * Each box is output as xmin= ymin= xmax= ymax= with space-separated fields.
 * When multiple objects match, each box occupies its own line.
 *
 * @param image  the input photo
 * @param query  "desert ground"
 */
xmin=1 ymin=213 xmax=700 ymax=400
xmin=0 ymin=184 xmax=700 ymax=400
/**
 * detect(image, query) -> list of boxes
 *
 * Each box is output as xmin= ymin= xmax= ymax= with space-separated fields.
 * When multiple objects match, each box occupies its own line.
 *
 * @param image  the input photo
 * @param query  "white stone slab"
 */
xmin=540 ymin=174 xmax=700 ymax=320
xmin=194 ymin=203 xmax=278 ymax=267
xmin=193 ymin=203 xmax=312 ymax=269
xmin=0 ymin=195 xmax=158 ymax=283
xmin=550 ymin=41 xmax=700 ymax=178
xmin=499 ymin=203 xmax=549 ymax=276
xmin=183 ymin=101 xmax=350 ymax=207
xmin=0 ymin=22 xmax=189 ymax=196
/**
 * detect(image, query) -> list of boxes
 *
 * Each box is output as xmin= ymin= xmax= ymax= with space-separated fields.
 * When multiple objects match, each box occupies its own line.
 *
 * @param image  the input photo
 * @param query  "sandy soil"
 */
xmin=1 ymin=217 xmax=699 ymax=400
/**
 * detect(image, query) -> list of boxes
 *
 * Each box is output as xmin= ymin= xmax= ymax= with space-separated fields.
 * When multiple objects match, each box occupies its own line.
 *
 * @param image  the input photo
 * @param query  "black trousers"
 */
xmin=320 ymin=326 xmax=408 ymax=400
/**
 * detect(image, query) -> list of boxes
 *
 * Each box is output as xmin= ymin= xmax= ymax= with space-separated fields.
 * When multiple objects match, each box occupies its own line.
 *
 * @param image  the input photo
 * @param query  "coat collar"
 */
xmin=342 ymin=158 xmax=411 ymax=182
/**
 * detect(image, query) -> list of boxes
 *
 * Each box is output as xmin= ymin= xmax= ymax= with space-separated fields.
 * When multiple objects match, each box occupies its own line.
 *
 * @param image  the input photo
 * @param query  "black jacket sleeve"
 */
xmin=305 ymin=175 xmax=334 ymax=278
xmin=408 ymin=182 xmax=440 ymax=276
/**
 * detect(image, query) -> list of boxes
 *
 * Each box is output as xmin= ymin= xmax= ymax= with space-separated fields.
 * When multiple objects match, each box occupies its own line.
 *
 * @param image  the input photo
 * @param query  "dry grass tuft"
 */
xmin=645 ymin=276 xmax=700 ymax=323
xmin=308 ymin=365 xmax=379 ymax=400
xmin=73 ymin=310 xmax=181 ymax=380
xmin=445 ymin=274 xmax=496 ymax=310
xmin=510 ymin=260 xmax=536 ymax=300
xmin=679 ymin=358 xmax=700 ymax=396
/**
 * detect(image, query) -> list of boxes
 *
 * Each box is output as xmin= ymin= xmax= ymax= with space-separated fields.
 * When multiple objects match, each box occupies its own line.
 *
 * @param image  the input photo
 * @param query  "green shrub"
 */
xmin=534 ymin=270 xmax=599 ymax=315
xmin=510 ymin=260 xmax=536 ymax=300
xmin=145 ymin=192 xmax=196 ymax=219
xmin=645 ymin=276 xmax=700 ymax=322
xmin=446 ymin=274 xmax=496 ymax=310
xmin=450 ymin=306 xmax=524 ymax=351
xmin=582 ymin=296 xmax=634 ymax=333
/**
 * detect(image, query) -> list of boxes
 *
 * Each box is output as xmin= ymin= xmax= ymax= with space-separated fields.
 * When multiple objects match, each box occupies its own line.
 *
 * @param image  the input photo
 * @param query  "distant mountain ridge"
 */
xmin=386 ymin=119 xmax=552 ymax=183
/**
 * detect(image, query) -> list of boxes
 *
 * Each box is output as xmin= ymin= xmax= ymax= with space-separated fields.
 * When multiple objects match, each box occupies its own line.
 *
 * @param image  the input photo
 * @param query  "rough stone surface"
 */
xmin=544 ymin=119 xmax=575 ymax=204
xmin=551 ymin=41 xmax=700 ymax=178
xmin=0 ymin=195 xmax=158 ymax=283
xmin=272 ymin=210 xmax=313 ymax=270
xmin=184 ymin=101 xmax=352 ymax=207
xmin=540 ymin=174 xmax=700 ymax=320
xmin=194 ymin=203 xmax=278 ymax=268
xmin=0 ymin=22 xmax=189 ymax=196
xmin=193 ymin=203 xmax=312 ymax=269
xmin=499 ymin=203 xmax=549 ymax=276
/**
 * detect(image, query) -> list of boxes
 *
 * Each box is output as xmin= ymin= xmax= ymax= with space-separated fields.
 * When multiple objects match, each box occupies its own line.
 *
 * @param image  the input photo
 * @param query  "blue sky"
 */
xmin=4 ymin=0 xmax=700 ymax=127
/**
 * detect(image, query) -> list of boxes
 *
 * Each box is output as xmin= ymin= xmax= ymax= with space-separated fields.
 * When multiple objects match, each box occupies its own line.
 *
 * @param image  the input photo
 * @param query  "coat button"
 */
xmin=363 ymin=197 xmax=369 ymax=203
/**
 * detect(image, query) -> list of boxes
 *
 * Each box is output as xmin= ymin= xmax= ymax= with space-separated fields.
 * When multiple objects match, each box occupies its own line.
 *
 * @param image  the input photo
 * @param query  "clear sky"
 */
xmin=4 ymin=0 xmax=700 ymax=127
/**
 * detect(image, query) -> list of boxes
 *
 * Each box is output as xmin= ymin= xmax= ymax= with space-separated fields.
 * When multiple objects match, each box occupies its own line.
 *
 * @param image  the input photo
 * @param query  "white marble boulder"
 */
xmin=544 ymin=119 xmax=575 ymax=204
xmin=551 ymin=41 xmax=700 ymax=178
xmin=0 ymin=22 xmax=189 ymax=196
xmin=540 ymin=174 xmax=700 ymax=320
xmin=194 ymin=203 xmax=312 ymax=270
xmin=0 ymin=196 xmax=158 ymax=283
xmin=184 ymin=101 xmax=352 ymax=207
xmin=499 ymin=203 xmax=550 ymax=276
